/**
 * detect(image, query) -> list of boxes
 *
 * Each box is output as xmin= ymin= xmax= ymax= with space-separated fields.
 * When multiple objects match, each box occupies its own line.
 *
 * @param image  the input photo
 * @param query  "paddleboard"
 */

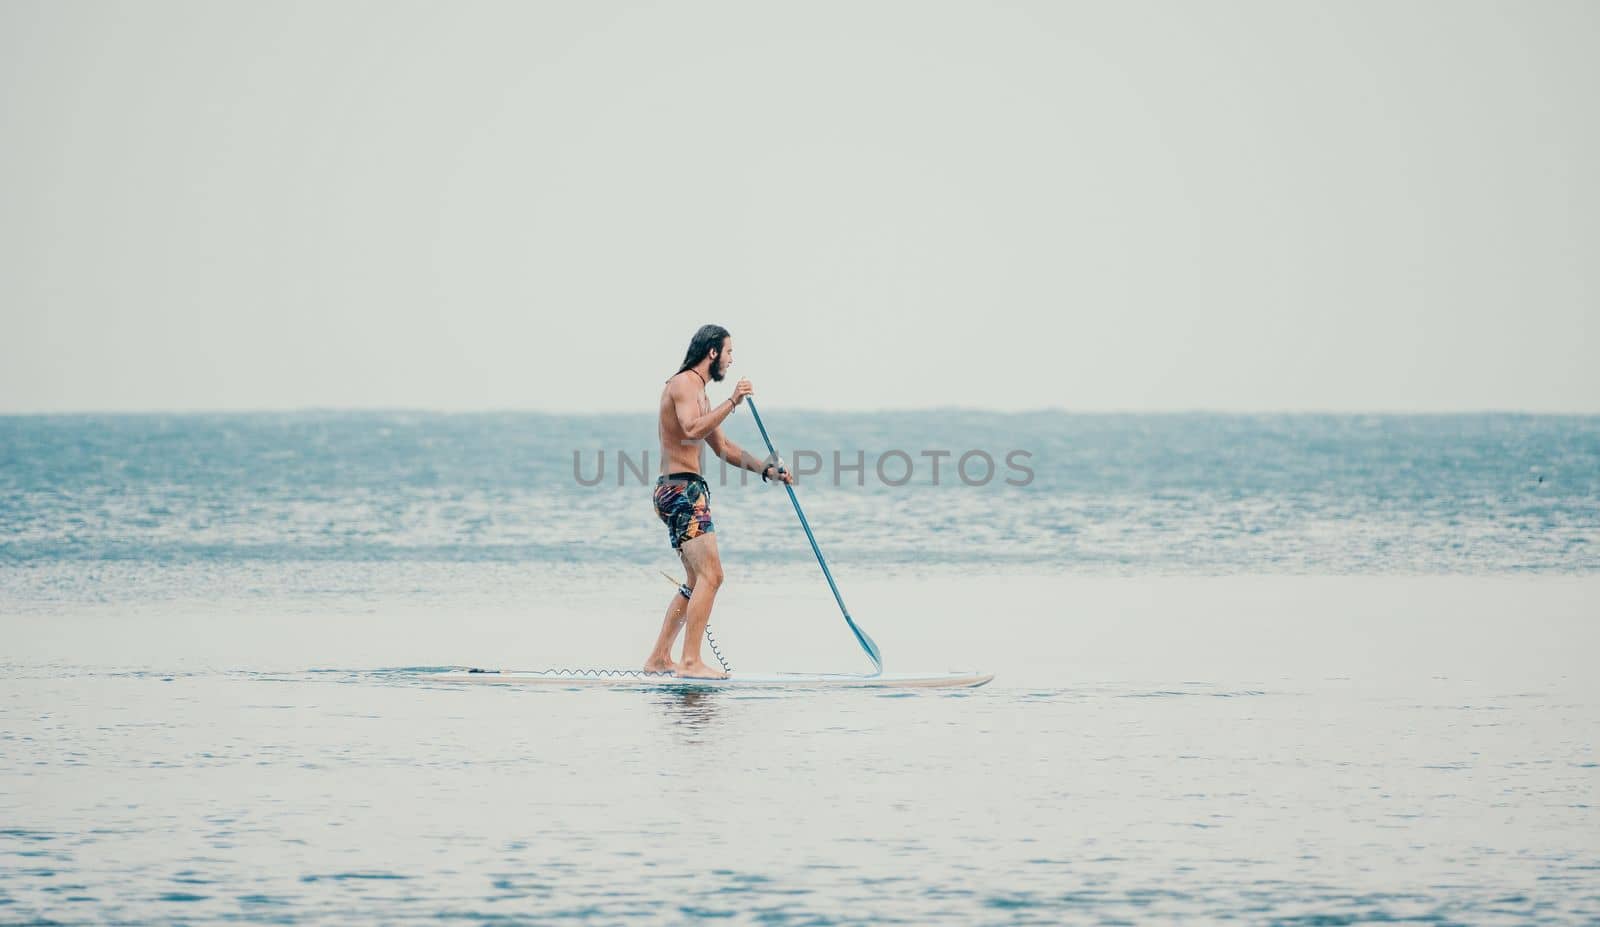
xmin=428 ymin=668 xmax=993 ymax=689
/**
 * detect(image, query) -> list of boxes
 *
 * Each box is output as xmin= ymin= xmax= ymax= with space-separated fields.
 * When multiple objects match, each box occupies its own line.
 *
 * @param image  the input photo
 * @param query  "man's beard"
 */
xmin=710 ymin=356 xmax=727 ymax=382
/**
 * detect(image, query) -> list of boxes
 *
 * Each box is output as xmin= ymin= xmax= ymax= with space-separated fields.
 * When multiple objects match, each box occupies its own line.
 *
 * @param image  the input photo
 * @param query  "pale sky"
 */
xmin=2 ymin=0 xmax=1595 ymax=414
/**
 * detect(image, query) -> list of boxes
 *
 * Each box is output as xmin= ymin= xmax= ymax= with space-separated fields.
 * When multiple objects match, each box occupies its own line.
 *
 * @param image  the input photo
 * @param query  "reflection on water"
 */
xmin=654 ymin=688 xmax=722 ymax=742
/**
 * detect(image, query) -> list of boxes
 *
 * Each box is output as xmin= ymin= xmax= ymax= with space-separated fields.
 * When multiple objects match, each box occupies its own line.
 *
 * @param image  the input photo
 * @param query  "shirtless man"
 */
xmin=645 ymin=324 xmax=794 ymax=679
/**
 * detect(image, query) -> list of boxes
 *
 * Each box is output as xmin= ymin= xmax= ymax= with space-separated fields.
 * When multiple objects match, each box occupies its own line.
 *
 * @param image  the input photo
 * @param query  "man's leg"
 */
xmin=643 ymin=558 xmax=697 ymax=673
xmin=675 ymin=533 xmax=727 ymax=678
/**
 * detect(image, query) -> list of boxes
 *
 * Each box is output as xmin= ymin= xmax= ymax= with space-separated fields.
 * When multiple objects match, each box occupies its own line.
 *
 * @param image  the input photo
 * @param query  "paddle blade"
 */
xmin=847 ymin=618 xmax=883 ymax=675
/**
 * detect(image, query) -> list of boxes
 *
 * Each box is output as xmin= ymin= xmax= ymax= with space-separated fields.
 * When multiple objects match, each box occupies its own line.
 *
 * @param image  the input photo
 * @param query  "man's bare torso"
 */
xmin=659 ymin=372 xmax=707 ymax=475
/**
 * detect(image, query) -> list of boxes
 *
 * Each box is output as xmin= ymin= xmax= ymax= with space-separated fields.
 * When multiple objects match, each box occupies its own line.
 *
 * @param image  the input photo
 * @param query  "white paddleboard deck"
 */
xmin=429 ymin=669 xmax=993 ymax=689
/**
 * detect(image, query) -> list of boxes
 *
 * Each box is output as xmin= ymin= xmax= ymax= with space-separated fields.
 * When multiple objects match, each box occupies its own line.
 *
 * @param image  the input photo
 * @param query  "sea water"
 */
xmin=3 ymin=412 xmax=1597 ymax=923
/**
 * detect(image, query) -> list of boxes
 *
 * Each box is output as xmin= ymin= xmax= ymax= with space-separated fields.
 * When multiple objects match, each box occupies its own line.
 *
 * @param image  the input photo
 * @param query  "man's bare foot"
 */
xmin=643 ymin=656 xmax=679 ymax=674
xmin=674 ymin=660 xmax=729 ymax=680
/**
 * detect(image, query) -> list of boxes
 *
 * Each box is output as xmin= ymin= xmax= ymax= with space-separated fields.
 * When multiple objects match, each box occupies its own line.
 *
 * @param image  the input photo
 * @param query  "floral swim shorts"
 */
xmin=653 ymin=472 xmax=714 ymax=550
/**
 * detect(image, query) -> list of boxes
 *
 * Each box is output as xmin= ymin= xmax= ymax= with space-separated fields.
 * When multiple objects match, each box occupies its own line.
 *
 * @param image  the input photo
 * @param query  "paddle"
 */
xmin=745 ymin=398 xmax=883 ymax=675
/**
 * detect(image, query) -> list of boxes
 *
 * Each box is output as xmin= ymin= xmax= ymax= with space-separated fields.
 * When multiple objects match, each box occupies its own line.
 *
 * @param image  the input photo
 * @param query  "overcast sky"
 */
xmin=2 ymin=1 xmax=1595 ymax=414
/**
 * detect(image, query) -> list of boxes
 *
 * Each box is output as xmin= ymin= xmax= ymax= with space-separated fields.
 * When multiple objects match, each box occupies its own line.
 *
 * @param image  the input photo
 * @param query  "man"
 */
xmin=645 ymin=324 xmax=793 ymax=679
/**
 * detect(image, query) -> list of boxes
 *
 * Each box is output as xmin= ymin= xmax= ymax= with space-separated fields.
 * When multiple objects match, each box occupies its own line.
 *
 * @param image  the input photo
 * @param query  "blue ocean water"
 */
xmin=4 ymin=412 xmax=1598 ymax=924
xmin=2 ymin=411 xmax=1595 ymax=583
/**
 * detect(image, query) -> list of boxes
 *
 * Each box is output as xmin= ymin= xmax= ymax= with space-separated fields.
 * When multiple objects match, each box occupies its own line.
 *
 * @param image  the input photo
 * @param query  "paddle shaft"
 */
xmin=744 ymin=398 xmax=882 ymax=674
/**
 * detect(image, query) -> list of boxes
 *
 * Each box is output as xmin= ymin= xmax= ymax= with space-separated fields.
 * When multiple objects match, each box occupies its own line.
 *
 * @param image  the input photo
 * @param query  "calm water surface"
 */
xmin=6 ymin=572 xmax=1598 ymax=925
xmin=4 ymin=413 xmax=1598 ymax=923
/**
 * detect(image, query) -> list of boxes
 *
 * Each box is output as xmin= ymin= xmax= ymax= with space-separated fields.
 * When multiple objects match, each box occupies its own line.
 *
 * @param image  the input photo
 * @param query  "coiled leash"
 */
xmin=659 ymin=570 xmax=734 ymax=675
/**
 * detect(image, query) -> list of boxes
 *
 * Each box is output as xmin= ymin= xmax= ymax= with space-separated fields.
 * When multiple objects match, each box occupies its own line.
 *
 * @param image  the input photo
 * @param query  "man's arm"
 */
xmin=706 ymin=427 xmax=768 ymax=474
xmin=672 ymin=378 xmax=738 ymax=440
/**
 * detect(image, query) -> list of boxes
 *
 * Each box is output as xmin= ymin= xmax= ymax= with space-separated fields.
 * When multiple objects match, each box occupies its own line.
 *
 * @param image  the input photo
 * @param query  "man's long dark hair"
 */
xmin=677 ymin=324 xmax=731 ymax=381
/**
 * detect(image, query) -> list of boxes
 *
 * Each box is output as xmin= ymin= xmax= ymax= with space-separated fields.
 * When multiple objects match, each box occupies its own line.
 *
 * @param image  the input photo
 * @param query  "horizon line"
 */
xmin=3 ymin=404 xmax=1598 ymax=419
